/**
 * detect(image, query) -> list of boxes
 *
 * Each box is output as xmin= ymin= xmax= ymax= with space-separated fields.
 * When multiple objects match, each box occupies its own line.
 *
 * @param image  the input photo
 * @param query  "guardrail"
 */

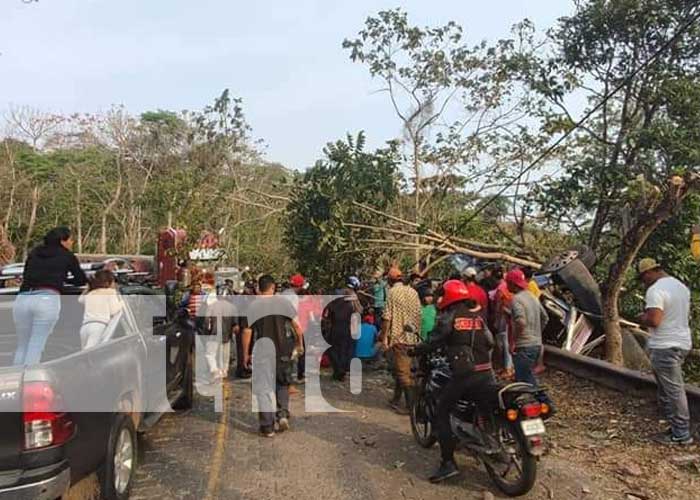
xmin=544 ymin=345 xmax=700 ymax=416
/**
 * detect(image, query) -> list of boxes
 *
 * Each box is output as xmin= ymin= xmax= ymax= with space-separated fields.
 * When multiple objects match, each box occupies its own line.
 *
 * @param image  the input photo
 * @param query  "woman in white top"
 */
xmin=79 ymin=270 xmax=123 ymax=349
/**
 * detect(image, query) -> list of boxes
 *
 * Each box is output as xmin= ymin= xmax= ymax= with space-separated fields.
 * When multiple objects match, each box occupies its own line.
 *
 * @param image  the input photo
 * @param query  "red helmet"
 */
xmin=438 ymin=279 xmax=471 ymax=310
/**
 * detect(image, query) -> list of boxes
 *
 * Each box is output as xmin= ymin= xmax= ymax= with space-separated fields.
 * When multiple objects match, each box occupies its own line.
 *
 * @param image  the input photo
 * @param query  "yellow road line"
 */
xmin=204 ymin=381 xmax=230 ymax=500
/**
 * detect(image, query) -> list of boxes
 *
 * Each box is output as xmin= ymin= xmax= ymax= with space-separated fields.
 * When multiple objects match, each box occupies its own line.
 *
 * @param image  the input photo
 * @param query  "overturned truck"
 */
xmin=536 ymin=247 xmax=651 ymax=371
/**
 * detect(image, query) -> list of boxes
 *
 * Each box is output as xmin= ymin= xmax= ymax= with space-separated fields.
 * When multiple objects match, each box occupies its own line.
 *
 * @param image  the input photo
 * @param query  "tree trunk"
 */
xmin=602 ymin=219 xmax=659 ymax=364
xmin=135 ymin=206 xmax=142 ymax=254
xmin=99 ymin=213 xmax=108 ymax=254
xmin=601 ymin=174 xmax=699 ymax=364
xmin=3 ymin=144 xmax=17 ymax=232
xmin=413 ymin=140 xmax=421 ymax=263
xmin=602 ymin=297 xmax=623 ymax=365
xmin=22 ymin=186 xmax=40 ymax=260
xmin=100 ymin=167 xmax=123 ymax=254
xmin=0 ymin=226 xmax=15 ymax=266
xmin=75 ymin=178 xmax=83 ymax=254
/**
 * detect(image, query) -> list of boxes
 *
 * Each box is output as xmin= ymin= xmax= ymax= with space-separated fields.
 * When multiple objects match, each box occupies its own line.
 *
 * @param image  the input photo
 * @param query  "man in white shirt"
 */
xmin=638 ymin=258 xmax=693 ymax=445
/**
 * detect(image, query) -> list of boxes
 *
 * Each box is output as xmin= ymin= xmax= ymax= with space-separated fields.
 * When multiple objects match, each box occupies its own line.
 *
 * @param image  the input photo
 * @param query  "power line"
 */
xmin=454 ymin=5 xmax=700 ymax=230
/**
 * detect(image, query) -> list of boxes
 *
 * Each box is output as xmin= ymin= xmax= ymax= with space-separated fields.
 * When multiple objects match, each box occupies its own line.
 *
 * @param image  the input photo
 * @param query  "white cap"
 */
xmin=463 ymin=267 xmax=477 ymax=278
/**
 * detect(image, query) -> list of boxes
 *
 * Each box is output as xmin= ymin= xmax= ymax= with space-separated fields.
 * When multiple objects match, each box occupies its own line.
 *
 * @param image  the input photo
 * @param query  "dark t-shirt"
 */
xmin=324 ymin=295 xmax=356 ymax=344
xmin=248 ymin=296 xmax=297 ymax=359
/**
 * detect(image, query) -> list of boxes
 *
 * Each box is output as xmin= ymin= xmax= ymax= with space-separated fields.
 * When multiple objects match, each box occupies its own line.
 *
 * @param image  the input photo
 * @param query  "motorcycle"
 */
xmin=409 ymin=347 xmax=549 ymax=497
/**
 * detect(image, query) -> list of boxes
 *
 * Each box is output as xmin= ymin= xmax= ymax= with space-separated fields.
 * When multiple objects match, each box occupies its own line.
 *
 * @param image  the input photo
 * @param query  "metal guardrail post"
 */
xmin=544 ymin=345 xmax=700 ymax=418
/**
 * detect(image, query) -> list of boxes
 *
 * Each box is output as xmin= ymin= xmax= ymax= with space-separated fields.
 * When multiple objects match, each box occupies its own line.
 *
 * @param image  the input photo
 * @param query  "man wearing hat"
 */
xmin=638 ymin=258 xmax=693 ymax=445
xmin=462 ymin=267 xmax=488 ymax=314
xmin=506 ymin=268 xmax=553 ymax=407
xmin=381 ymin=266 xmax=422 ymax=414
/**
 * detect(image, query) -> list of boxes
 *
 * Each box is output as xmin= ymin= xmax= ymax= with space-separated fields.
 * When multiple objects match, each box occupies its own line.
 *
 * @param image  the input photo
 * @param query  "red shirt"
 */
xmin=466 ymin=282 xmax=489 ymax=313
xmin=297 ymin=295 xmax=323 ymax=333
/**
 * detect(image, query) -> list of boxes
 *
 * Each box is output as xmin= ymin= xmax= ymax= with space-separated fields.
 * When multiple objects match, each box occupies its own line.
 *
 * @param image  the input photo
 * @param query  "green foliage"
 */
xmin=530 ymin=0 xmax=700 ymax=239
xmin=1 ymin=91 xmax=293 ymax=273
xmin=622 ymin=195 xmax=700 ymax=339
xmin=285 ymin=132 xmax=399 ymax=287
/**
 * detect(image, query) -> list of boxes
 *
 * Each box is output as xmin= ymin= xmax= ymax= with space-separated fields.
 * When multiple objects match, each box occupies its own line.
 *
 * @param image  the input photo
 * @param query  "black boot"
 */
xmin=389 ymin=380 xmax=403 ymax=407
xmin=429 ymin=460 xmax=460 ymax=483
xmin=389 ymin=380 xmax=402 ymax=403
xmin=404 ymin=386 xmax=417 ymax=412
xmin=391 ymin=385 xmax=410 ymax=415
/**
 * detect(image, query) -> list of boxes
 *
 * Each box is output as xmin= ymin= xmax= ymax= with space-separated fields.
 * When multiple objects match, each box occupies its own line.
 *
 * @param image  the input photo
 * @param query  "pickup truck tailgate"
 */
xmin=0 ymin=370 xmax=22 ymax=472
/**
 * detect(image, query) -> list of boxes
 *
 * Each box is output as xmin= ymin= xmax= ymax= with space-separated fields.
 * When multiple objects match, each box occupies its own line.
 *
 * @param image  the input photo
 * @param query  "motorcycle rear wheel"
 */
xmin=410 ymin=389 xmax=437 ymax=448
xmin=482 ymin=421 xmax=537 ymax=497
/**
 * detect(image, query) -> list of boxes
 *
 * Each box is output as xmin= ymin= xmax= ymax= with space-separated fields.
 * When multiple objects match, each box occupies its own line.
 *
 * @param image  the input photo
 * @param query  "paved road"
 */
xmin=69 ymin=369 xmax=700 ymax=499
xmin=131 ymin=371 xmax=526 ymax=500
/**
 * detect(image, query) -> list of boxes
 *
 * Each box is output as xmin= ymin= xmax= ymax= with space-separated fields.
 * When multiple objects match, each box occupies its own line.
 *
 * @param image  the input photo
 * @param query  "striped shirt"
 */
xmin=383 ymin=283 xmax=422 ymax=346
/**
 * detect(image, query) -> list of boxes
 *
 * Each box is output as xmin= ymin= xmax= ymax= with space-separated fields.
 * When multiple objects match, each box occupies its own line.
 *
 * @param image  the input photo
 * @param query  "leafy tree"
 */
xmin=343 ymin=10 xmax=538 ymax=260
xmin=285 ymin=132 xmax=399 ymax=287
xmin=0 ymin=91 xmax=292 ymax=275
xmin=527 ymin=0 xmax=700 ymax=363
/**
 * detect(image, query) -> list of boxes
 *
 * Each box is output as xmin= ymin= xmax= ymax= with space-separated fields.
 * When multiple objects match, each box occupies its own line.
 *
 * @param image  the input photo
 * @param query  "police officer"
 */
xmin=417 ymin=279 xmax=499 ymax=483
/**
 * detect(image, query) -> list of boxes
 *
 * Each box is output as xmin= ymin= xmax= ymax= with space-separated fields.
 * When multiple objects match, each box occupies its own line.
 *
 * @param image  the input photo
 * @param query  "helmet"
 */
xmin=347 ymin=276 xmax=361 ymax=290
xmin=438 ymin=279 xmax=471 ymax=310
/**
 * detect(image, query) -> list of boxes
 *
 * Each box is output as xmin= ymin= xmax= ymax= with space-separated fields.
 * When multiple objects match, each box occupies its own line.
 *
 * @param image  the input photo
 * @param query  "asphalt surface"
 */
xmin=68 ymin=368 xmax=700 ymax=500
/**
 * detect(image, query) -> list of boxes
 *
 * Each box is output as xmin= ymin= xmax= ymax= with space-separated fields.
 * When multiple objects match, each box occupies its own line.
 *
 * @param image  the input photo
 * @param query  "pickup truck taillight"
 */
xmin=22 ymin=381 xmax=75 ymax=450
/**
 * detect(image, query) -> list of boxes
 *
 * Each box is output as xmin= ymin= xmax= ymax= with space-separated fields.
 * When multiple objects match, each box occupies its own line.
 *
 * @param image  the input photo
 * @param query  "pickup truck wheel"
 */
xmin=173 ymin=348 xmax=194 ymax=410
xmin=99 ymin=414 xmax=137 ymax=500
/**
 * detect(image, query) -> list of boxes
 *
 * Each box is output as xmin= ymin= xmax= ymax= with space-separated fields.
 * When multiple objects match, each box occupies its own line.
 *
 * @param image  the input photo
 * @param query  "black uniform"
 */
xmin=323 ymin=290 xmax=361 ymax=381
xmin=425 ymin=300 xmax=499 ymax=463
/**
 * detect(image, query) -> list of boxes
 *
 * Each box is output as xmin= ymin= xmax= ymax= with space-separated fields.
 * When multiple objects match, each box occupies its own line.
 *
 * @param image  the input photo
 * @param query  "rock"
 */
xmin=587 ymin=431 xmax=608 ymax=440
xmin=618 ymin=464 xmax=643 ymax=477
xmin=364 ymin=438 xmax=376 ymax=447
xmin=393 ymin=460 xmax=405 ymax=469
xmin=582 ymin=486 xmax=591 ymax=494
xmin=670 ymin=454 xmax=700 ymax=467
xmin=482 ymin=492 xmax=495 ymax=500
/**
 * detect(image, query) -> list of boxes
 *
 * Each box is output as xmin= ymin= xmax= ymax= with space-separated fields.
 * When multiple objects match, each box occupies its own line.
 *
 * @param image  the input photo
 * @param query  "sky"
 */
xmin=0 ymin=0 xmax=575 ymax=170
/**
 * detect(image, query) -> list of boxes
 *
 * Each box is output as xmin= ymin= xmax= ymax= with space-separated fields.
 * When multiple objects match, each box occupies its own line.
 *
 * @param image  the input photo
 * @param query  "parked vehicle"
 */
xmin=0 ymin=260 xmax=150 ymax=294
xmin=0 ymin=283 xmax=194 ymax=500
xmin=409 ymin=347 xmax=548 ymax=497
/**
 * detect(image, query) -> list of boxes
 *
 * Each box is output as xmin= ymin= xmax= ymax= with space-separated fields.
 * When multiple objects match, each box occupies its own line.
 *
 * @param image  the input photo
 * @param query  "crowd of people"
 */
xmin=10 ymin=225 xmax=697 ymax=479
xmin=175 ymin=261 xmax=557 ymax=448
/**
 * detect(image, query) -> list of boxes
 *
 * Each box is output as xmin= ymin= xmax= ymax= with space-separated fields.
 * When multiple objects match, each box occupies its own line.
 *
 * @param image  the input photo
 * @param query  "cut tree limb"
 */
xmin=348 ymin=202 xmax=542 ymax=268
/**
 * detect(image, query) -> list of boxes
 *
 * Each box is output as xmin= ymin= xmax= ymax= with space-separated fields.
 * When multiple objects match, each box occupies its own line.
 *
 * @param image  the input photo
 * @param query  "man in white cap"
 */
xmin=461 ymin=267 xmax=488 ymax=314
xmin=638 ymin=257 xmax=693 ymax=445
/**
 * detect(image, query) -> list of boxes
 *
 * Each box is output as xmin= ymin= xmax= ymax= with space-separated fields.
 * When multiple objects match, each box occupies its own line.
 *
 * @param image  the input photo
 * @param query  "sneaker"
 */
xmin=652 ymin=432 xmax=693 ymax=445
xmin=260 ymin=428 xmax=275 ymax=438
xmin=278 ymin=417 xmax=290 ymax=432
xmin=429 ymin=460 xmax=460 ymax=483
xmin=297 ymin=376 xmax=306 ymax=385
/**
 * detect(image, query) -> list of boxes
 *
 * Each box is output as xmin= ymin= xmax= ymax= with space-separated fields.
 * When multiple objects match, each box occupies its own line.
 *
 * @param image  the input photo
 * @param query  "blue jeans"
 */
xmin=514 ymin=345 xmax=552 ymax=406
xmin=649 ymin=348 xmax=690 ymax=439
xmin=13 ymin=290 xmax=61 ymax=365
xmin=497 ymin=331 xmax=513 ymax=370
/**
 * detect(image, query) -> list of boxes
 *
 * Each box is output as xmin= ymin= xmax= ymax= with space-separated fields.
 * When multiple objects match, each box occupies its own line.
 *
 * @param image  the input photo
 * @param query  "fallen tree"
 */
xmin=346 ymin=201 xmax=543 ymax=270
